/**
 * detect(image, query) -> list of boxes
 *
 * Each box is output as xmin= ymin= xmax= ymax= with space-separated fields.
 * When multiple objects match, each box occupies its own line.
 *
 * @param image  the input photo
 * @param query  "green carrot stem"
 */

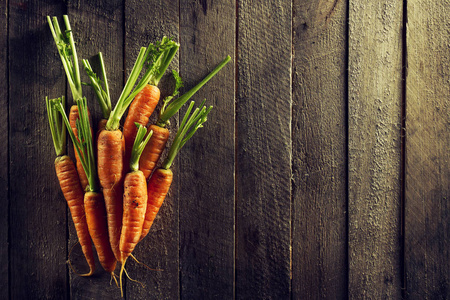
xmin=47 ymin=15 xmax=83 ymax=102
xmin=129 ymin=124 xmax=153 ymax=172
xmin=83 ymin=52 xmax=112 ymax=119
xmin=106 ymin=47 xmax=148 ymax=130
xmin=157 ymin=55 xmax=230 ymax=127
xmin=46 ymin=96 xmax=66 ymax=157
xmin=162 ymin=101 xmax=212 ymax=170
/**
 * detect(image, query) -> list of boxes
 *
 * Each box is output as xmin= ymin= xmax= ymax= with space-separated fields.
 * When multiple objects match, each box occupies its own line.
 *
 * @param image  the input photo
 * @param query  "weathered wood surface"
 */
xmin=292 ymin=1 xmax=347 ymax=299
xmin=405 ymin=0 xmax=450 ymax=298
xmin=348 ymin=1 xmax=404 ymax=298
xmin=2 ymin=0 xmax=449 ymax=299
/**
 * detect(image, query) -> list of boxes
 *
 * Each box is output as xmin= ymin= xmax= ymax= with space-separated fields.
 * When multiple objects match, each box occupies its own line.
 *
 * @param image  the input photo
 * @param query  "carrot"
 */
xmin=53 ymin=96 xmax=118 ymax=278
xmin=140 ymin=167 xmax=172 ymax=240
xmin=140 ymin=100 xmax=213 ymax=243
xmin=121 ymin=37 xmax=179 ymax=173
xmin=97 ymin=128 xmax=125 ymax=261
xmin=84 ymin=190 xmax=116 ymax=274
xmin=69 ymin=105 xmax=93 ymax=190
xmin=119 ymin=124 xmax=153 ymax=296
xmin=122 ymin=84 xmax=160 ymax=170
xmin=139 ymin=125 xmax=170 ymax=179
xmin=139 ymin=56 xmax=230 ymax=180
xmin=46 ymin=96 xmax=95 ymax=276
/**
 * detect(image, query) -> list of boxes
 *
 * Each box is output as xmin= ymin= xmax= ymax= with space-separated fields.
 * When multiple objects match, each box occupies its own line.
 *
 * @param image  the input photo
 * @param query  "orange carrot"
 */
xmin=84 ymin=191 xmax=117 ymax=275
xmin=120 ymin=170 xmax=148 ymax=263
xmin=69 ymin=105 xmax=92 ymax=190
xmin=140 ymin=167 xmax=172 ymax=240
xmin=97 ymin=129 xmax=125 ymax=261
xmin=123 ymin=84 xmax=160 ymax=171
xmin=46 ymin=97 xmax=95 ymax=276
xmin=138 ymin=125 xmax=169 ymax=179
xmin=55 ymin=155 xmax=96 ymax=276
xmin=119 ymin=124 xmax=153 ymax=296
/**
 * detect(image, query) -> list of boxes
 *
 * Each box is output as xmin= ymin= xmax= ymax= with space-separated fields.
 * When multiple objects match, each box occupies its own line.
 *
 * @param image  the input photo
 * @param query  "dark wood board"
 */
xmin=292 ymin=0 xmax=348 ymax=298
xmin=66 ymin=0 xmax=125 ymax=298
xmin=178 ymin=0 xmax=235 ymax=298
xmin=124 ymin=1 xmax=180 ymax=299
xmin=0 ymin=1 xmax=8 ymax=299
xmin=348 ymin=1 xmax=403 ymax=298
xmin=236 ymin=1 xmax=292 ymax=299
xmin=405 ymin=1 xmax=450 ymax=298
xmin=8 ymin=1 xmax=68 ymax=299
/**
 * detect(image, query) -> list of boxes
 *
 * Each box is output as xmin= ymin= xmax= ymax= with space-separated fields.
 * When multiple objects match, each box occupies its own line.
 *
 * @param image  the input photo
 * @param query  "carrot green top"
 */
xmin=83 ymin=52 xmax=112 ymax=119
xmin=129 ymin=124 xmax=153 ymax=172
xmin=162 ymin=100 xmax=212 ymax=170
xmin=46 ymin=96 xmax=66 ymax=157
xmin=47 ymin=15 xmax=83 ymax=103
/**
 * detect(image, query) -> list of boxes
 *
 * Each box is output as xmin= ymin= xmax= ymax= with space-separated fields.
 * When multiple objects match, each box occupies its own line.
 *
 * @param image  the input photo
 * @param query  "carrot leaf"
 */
xmin=157 ymin=55 xmax=230 ymax=127
xmin=130 ymin=123 xmax=153 ymax=172
xmin=46 ymin=96 xmax=66 ymax=157
xmin=162 ymin=100 xmax=212 ymax=170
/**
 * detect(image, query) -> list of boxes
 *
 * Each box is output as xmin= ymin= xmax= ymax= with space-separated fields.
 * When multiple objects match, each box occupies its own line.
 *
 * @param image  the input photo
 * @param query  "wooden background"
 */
xmin=1 ymin=0 xmax=449 ymax=299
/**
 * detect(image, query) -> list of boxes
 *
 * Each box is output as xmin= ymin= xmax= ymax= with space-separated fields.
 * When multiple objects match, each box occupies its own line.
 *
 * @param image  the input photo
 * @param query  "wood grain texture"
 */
xmin=124 ymin=1 xmax=180 ymax=299
xmin=236 ymin=1 xmax=292 ymax=299
xmin=348 ymin=1 xmax=403 ymax=298
xmin=66 ymin=1 xmax=124 ymax=298
xmin=0 ymin=1 xmax=8 ymax=299
xmin=178 ymin=0 xmax=235 ymax=298
xmin=292 ymin=0 xmax=347 ymax=298
xmin=405 ymin=1 xmax=450 ymax=298
xmin=9 ymin=2 xmax=68 ymax=299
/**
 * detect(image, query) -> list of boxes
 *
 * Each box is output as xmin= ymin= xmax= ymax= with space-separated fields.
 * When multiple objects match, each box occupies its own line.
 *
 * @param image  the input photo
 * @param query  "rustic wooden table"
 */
xmin=1 ymin=0 xmax=449 ymax=299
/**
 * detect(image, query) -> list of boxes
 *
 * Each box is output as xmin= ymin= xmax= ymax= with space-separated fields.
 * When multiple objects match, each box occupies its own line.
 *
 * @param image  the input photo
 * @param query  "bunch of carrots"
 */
xmin=45 ymin=15 xmax=230 ymax=295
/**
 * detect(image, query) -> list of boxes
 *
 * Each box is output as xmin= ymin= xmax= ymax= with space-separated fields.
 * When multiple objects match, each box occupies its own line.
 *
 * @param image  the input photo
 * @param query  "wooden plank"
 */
xmin=236 ymin=1 xmax=292 ymax=299
xmin=66 ymin=1 xmax=124 ymax=298
xmin=9 ymin=2 xmax=68 ymax=299
xmin=178 ymin=0 xmax=235 ymax=298
xmin=348 ymin=1 xmax=403 ymax=298
xmin=0 ymin=1 xmax=8 ymax=299
xmin=405 ymin=1 xmax=450 ymax=298
xmin=124 ymin=1 xmax=180 ymax=299
xmin=291 ymin=0 xmax=347 ymax=298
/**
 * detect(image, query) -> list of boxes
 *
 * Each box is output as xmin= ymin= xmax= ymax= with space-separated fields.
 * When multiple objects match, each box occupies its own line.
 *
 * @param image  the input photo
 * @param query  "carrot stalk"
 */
xmin=119 ymin=124 xmax=153 ymax=296
xmin=83 ymin=52 xmax=112 ymax=119
xmin=157 ymin=55 xmax=229 ymax=127
xmin=46 ymin=96 xmax=95 ymax=276
xmin=47 ymin=15 xmax=83 ymax=102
